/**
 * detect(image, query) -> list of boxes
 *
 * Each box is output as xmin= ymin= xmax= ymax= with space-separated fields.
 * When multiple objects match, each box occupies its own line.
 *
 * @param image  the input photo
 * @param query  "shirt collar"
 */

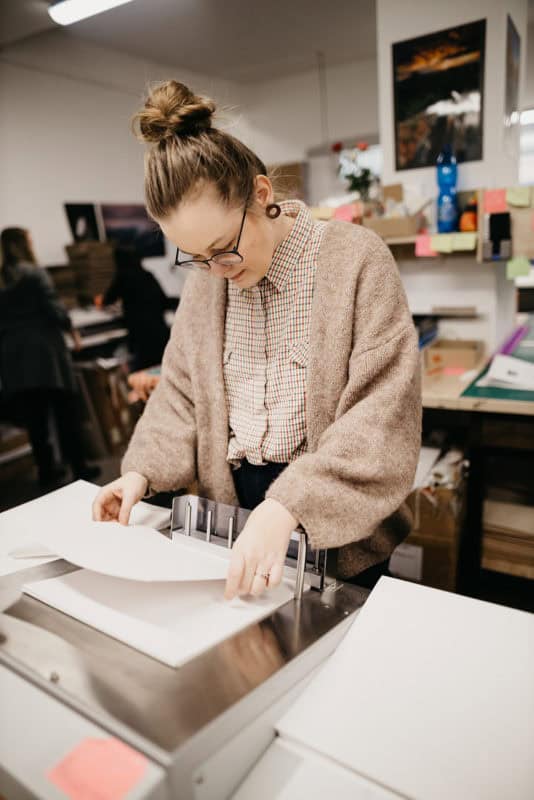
xmin=263 ymin=200 xmax=314 ymax=292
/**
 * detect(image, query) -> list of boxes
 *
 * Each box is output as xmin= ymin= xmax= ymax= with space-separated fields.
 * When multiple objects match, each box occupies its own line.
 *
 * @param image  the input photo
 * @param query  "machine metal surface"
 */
xmin=0 ymin=557 xmax=367 ymax=758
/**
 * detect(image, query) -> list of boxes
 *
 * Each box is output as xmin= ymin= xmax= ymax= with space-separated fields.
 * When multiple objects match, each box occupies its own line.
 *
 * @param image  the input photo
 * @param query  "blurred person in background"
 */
xmin=95 ymin=245 xmax=178 ymax=371
xmin=0 ymin=227 xmax=100 ymax=489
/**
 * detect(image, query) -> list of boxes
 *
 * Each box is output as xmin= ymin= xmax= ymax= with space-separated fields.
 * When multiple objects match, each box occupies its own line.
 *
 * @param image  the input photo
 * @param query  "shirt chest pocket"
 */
xmin=269 ymin=339 xmax=309 ymax=406
xmin=288 ymin=339 xmax=309 ymax=369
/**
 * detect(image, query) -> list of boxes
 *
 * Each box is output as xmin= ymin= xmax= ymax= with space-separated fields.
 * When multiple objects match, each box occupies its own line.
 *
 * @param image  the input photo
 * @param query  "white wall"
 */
xmin=397 ymin=256 xmax=516 ymax=352
xmin=239 ymin=58 xmax=379 ymax=165
xmin=524 ymin=22 xmax=534 ymax=108
xmin=376 ymin=0 xmax=528 ymax=192
xmin=0 ymin=32 xmax=380 ymax=287
xmin=0 ymin=30 xmax=246 ymax=295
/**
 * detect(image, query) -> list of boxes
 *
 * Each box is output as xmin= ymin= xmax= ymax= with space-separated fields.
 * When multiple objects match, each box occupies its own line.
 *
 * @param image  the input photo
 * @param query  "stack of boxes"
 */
xmin=65 ymin=242 xmax=116 ymax=306
xmin=390 ymin=450 xmax=467 ymax=592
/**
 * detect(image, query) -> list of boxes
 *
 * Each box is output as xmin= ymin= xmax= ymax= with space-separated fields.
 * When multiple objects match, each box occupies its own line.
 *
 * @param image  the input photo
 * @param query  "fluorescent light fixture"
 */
xmin=48 ymin=0 xmax=136 ymax=25
xmin=520 ymin=109 xmax=534 ymax=126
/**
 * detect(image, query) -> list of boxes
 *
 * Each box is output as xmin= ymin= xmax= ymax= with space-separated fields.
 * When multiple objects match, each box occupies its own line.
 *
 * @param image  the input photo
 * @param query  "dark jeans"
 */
xmin=232 ymin=458 xmax=389 ymax=590
xmin=232 ymin=460 xmax=288 ymax=510
xmin=8 ymin=388 xmax=88 ymax=481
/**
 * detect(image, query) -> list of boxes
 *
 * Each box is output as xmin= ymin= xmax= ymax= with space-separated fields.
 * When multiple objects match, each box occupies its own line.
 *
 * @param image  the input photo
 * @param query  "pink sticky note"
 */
xmin=333 ymin=203 xmax=355 ymax=222
xmin=442 ymin=366 xmax=467 ymax=376
xmin=415 ymin=234 xmax=437 ymax=257
xmin=47 ymin=738 xmax=147 ymax=800
xmin=484 ymin=189 xmax=508 ymax=214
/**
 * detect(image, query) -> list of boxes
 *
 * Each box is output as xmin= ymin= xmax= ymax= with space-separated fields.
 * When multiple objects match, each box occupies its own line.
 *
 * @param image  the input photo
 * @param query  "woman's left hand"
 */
xmin=224 ymin=498 xmax=297 ymax=600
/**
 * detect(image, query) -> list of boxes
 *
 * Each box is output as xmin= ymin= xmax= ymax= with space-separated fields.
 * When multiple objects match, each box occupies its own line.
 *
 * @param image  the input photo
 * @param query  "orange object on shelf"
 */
xmin=459 ymin=194 xmax=478 ymax=232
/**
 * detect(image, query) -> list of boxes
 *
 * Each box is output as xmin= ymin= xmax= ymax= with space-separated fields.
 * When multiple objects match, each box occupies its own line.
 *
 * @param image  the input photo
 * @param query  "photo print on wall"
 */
xmin=100 ymin=204 xmax=165 ymax=259
xmin=392 ymin=19 xmax=486 ymax=170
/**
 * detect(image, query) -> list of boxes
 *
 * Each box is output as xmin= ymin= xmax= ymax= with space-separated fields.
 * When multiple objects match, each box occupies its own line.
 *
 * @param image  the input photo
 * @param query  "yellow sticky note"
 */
xmin=505 ymin=186 xmax=531 ymax=207
xmin=452 ymin=232 xmax=477 ymax=251
xmin=430 ymin=234 xmax=453 ymax=253
xmin=506 ymin=256 xmax=531 ymax=279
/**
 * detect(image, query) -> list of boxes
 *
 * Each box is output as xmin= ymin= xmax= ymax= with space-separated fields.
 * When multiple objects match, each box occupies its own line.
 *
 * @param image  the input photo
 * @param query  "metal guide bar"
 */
xmin=171 ymin=495 xmax=327 ymax=599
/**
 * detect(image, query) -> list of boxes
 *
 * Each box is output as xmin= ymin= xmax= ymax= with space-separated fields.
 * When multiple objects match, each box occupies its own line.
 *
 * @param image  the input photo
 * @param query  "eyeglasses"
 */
xmin=174 ymin=205 xmax=247 ymax=271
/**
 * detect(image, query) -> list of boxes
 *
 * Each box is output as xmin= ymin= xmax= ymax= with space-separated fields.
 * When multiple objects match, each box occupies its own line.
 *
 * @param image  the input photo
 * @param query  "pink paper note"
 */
xmin=415 ymin=234 xmax=437 ymax=257
xmin=484 ymin=189 xmax=507 ymax=214
xmin=333 ymin=204 xmax=355 ymax=222
xmin=47 ymin=738 xmax=147 ymax=800
xmin=442 ymin=366 xmax=467 ymax=376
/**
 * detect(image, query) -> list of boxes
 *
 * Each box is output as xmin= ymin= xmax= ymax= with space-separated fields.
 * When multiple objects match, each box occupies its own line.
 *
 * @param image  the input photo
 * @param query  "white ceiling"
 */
xmin=0 ymin=0 xmax=377 ymax=82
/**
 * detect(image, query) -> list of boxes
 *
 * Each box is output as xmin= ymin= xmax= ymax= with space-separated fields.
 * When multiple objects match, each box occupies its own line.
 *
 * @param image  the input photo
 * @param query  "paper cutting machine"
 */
xmin=0 ymin=494 xmax=368 ymax=799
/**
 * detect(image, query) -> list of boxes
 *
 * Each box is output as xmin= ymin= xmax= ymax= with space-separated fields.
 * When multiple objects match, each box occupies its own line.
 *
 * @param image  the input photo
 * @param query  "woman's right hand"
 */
xmin=92 ymin=472 xmax=148 ymax=525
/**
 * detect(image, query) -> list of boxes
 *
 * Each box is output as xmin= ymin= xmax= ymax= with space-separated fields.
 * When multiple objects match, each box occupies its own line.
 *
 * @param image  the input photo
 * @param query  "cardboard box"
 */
xmin=362 ymin=182 xmax=420 ymax=239
xmin=390 ymin=477 xmax=467 ymax=592
xmin=425 ymin=339 xmax=485 ymax=371
xmin=362 ymin=214 xmax=419 ymax=239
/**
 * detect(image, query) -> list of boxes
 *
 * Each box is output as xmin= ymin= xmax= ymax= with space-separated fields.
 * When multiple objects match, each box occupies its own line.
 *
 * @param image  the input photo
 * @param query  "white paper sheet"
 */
xmin=33 ymin=519 xmax=229 ymax=582
xmin=0 ymin=480 xmax=170 ymax=577
xmin=277 ymin=577 xmax=534 ymax=800
xmin=24 ymin=570 xmax=294 ymax=667
xmin=233 ymin=739 xmax=396 ymax=800
xmin=412 ymin=446 xmax=441 ymax=489
xmin=477 ymin=354 xmax=534 ymax=391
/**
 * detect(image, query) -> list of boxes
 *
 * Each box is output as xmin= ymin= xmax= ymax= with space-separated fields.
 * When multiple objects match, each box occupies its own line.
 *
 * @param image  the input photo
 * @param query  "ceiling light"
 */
xmin=48 ymin=0 xmax=136 ymax=26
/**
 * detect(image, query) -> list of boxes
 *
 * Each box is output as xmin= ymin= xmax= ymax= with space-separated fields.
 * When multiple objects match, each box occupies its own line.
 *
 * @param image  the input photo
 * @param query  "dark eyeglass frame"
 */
xmin=174 ymin=204 xmax=248 ymax=271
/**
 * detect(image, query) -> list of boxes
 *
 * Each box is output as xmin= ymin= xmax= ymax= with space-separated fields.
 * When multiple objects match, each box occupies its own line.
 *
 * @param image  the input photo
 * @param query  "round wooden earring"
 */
xmin=266 ymin=203 xmax=282 ymax=218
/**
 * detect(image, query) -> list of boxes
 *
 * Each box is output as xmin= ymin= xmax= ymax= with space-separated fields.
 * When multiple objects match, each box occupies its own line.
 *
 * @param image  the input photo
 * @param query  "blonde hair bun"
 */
xmin=133 ymin=80 xmax=216 ymax=144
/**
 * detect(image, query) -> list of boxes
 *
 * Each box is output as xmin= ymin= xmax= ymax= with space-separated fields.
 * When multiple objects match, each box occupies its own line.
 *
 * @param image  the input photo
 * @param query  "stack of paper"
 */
xmin=276 ymin=577 xmax=534 ymax=800
xmin=476 ymin=354 xmax=534 ymax=391
xmin=24 ymin=569 xmax=294 ymax=667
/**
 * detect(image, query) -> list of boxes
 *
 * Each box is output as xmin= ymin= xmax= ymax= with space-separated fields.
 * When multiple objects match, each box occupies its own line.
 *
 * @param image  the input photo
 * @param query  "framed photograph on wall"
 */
xmin=100 ymin=204 xmax=165 ymax=258
xmin=392 ymin=20 xmax=486 ymax=170
xmin=504 ymin=14 xmax=521 ymax=156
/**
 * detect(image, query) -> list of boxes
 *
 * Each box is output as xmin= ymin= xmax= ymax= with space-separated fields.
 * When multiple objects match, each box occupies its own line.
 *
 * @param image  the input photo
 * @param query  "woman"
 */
xmin=96 ymin=245 xmax=177 ymax=371
xmin=93 ymin=81 xmax=421 ymax=599
xmin=0 ymin=227 xmax=99 ymax=488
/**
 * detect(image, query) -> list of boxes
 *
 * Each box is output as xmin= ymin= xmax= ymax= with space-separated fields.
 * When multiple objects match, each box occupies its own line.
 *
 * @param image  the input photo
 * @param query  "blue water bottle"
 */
xmin=436 ymin=145 xmax=458 ymax=233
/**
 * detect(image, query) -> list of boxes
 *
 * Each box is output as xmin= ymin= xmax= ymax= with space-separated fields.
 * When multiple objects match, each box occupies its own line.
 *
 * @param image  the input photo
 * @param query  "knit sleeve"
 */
xmin=120 ymin=277 xmax=197 ymax=494
xmin=266 ymin=233 xmax=422 ymax=550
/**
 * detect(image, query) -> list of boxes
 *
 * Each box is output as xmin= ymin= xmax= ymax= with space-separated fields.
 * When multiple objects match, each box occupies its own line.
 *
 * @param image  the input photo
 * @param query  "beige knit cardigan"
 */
xmin=122 ymin=220 xmax=422 ymax=578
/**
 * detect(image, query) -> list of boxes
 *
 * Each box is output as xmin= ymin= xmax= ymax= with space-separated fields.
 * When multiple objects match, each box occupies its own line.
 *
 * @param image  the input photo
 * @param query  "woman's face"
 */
xmin=159 ymin=178 xmax=282 ymax=290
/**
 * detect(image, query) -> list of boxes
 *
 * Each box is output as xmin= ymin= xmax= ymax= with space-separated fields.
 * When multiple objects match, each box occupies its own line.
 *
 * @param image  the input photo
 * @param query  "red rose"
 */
xmin=356 ymin=141 xmax=369 ymax=151
xmin=331 ymin=141 xmax=343 ymax=153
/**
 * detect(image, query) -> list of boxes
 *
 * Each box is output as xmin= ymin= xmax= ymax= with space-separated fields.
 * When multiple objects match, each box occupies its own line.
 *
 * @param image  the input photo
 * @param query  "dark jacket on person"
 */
xmin=103 ymin=258 xmax=177 ymax=371
xmin=0 ymin=262 xmax=76 ymax=396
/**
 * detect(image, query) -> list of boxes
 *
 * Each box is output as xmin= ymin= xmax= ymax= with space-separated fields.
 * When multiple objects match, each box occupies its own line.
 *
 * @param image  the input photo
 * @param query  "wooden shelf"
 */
xmin=411 ymin=307 xmax=479 ymax=318
xmin=384 ymin=235 xmax=418 ymax=245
